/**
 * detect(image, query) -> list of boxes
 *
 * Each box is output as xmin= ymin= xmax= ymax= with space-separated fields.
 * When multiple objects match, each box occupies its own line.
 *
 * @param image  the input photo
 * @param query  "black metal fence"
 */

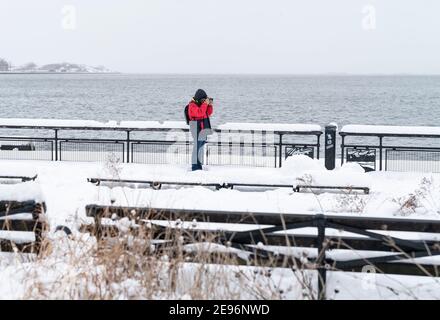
xmin=340 ymin=126 xmax=440 ymax=172
xmin=4 ymin=120 xmax=440 ymax=172
xmin=385 ymin=148 xmax=440 ymax=172
xmin=59 ymin=139 xmax=126 ymax=162
xmin=131 ymin=141 xmax=191 ymax=165
xmin=0 ymin=137 xmax=53 ymax=161
xmin=0 ymin=122 xmax=322 ymax=168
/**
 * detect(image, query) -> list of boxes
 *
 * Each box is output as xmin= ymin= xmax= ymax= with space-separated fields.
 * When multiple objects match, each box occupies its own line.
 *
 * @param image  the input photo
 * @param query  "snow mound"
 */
xmin=281 ymin=156 xmax=371 ymax=188
xmin=296 ymin=169 xmax=372 ymax=188
xmin=281 ymin=155 xmax=323 ymax=175
xmin=340 ymin=162 xmax=366 ymax=174
xmin=0 ymin=163 xmax=38 ymax=178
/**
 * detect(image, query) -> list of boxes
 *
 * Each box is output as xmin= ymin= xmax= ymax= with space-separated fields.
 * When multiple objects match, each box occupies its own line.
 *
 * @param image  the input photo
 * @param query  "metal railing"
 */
xmin=340 ymin=125 xmax=440 ymax=172
xmin=0 ymin=120 xmax=323 ymax=168
xmin=5 ymin=120 xmax=440 ymax=172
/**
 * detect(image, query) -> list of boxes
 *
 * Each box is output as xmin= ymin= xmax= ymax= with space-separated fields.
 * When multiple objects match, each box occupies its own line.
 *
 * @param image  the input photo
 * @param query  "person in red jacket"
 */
xmin=189 ymin=89 xmax=213 ymax=171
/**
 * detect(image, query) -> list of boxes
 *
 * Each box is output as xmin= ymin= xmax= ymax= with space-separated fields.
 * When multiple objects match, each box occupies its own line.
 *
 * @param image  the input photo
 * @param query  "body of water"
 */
xmin=1 ymin=74 xmax=440 ymax=128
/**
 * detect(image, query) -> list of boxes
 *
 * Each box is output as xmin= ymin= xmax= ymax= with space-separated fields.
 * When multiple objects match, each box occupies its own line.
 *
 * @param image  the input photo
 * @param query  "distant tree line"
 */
xmin=0 ymin=58 xmax=11 ymax=71
xmin=0 ymin=58 xmax=112 ymax=73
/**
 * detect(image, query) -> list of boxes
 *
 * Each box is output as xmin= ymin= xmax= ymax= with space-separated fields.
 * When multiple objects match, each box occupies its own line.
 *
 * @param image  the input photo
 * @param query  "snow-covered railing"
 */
xmin=340 ymin=124 xmax=440 ymax=172
xmin=0 ymin=118 xmax=322 ymax=167
xmin=0 ymin=118 xmax=322 ymax=134
xmin=341 ymin=124 xmax=440 ymax=137
xmin=217 ymin=122 xmax=322 ymax=134
xmin=0 ymin=118 xmax=189 ymax=131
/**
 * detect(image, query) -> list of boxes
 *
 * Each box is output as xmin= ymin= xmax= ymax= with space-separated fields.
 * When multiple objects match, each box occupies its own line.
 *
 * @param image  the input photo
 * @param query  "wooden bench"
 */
xmin=0 ymin=175 xmax=38 ymax=183
xmin=0 ymin=200 xmax=47 ymax=253
xmin=83 ymin=204 xmax=440 ymax=299
xmin=87 ymin=178 xmax=226 ymax=190
xmin=294 ymin=184 xmax=370 ymax=194
xmin=87 ymin=178 xmax=369 ymax=194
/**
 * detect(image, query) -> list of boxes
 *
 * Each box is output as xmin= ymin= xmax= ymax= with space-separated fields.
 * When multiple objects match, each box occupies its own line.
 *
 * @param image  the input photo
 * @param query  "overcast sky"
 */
xmin=1 ymin=0 xmax=439 ymax=74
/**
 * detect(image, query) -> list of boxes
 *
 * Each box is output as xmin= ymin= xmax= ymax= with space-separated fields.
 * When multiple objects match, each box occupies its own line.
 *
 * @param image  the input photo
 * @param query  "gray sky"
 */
xmin=1 ymin=0 xmax=439 ymax=74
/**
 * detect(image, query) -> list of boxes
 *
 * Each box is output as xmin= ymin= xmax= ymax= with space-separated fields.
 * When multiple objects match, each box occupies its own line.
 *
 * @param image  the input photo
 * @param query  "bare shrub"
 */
xmin=393 ymin=176 xmax=440 ymax=216
xmin=333 ymin=191 xmax=367 ymax=213
xmin=18 ymin=216 xmax=316 ymax=300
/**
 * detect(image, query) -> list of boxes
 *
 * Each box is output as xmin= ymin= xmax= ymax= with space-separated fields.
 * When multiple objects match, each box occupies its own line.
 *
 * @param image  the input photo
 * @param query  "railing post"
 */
xmin=379 ymin=136 xmax=383 ymax=171
xmin=228 ymin=132 xmax=233 ymax=165
xmin=217 ymin=130 xmax=222 ymax=166
xmin=316 ymin=134 xmax=321 ymax=159
xmin=325 ymin=124 xmax=337 ymax=170
xmin=340 ymin=135 xmax=345 ymax=165
xmin=54 ymin=129 xmax=58 ymax=161
xmin=126 ymin=131 xmax=131 ymax=163
xmin=278 ymin=133 xmax=283 ymax=168
xmin=205 ymin=133 xmax=210 ymax=166
xmin=316 ymin=214 xmax=327 ymax=300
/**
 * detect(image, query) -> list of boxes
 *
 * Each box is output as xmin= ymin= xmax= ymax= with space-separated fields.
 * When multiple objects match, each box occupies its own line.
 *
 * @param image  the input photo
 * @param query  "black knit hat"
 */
xmin=194 ymin=89 xmax=208 ymax=103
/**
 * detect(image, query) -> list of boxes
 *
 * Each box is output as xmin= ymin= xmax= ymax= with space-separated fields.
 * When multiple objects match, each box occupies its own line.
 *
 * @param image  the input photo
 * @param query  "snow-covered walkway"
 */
xmin=1 ymin=155 xmax=440 ymax=229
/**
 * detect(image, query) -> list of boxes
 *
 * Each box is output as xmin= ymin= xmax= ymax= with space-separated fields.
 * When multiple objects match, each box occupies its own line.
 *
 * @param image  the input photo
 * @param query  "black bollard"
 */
xmin=325 ymin=124 xmax=337 ymax=170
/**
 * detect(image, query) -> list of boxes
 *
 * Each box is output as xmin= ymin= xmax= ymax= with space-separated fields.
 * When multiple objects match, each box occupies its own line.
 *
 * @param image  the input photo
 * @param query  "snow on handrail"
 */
xmin=0 ymin=118 xmax=188 ymax=130
xmin=0 ymin=118 xmax=322 ymax=133
xmin=340 ymin=124 xmax=440 ymax=137
xmin=217 ymin=122 xmax=322 ymax=133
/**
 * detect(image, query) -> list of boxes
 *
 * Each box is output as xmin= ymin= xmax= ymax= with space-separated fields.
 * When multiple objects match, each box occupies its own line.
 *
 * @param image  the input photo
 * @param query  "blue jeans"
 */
xmin=190 ymin=121 xmax=207 ymax=171
xmin=192 ymin=139 xmax=206 ymax=171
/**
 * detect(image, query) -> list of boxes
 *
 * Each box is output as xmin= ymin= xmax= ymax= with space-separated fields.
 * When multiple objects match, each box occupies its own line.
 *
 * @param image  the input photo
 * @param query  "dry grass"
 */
xmin=7 ymin=209 xmax=440 ymax=300
xmin=16 ymin=219 xmax=316 ymax=300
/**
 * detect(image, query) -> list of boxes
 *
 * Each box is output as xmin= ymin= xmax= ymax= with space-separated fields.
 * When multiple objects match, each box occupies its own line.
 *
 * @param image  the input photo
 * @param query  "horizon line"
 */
xmin=122 ymin=72 xmax=440 ymax=76
xmin=3 ymin=71 xmax=440 ymax=76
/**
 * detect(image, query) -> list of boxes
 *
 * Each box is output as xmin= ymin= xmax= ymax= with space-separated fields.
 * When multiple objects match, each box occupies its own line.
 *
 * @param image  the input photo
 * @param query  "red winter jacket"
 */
xmin=188 ymin=101 xmax=213 ymax=129
xmin=188 ymin=101 xmax=213 ymax=120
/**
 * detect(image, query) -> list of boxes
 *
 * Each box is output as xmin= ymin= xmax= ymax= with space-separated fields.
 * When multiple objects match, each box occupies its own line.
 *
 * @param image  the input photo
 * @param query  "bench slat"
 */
xmin=85 ymin=205 xmax=440 ymax=233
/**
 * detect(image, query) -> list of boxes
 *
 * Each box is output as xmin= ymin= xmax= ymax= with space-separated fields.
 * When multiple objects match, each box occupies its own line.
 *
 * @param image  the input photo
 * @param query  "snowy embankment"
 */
xmin=1 ymin=155 xmax=440 ymax=299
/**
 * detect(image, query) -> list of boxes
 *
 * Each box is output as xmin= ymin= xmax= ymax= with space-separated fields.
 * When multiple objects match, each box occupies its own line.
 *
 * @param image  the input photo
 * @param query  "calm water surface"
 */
xmin=1 ymin=74 xmax=439 ymax=128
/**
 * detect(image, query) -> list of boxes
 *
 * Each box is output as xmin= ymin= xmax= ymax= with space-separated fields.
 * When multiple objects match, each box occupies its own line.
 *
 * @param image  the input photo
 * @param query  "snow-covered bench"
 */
xmin=0 ymin=175 xmax=38 ymax=183
xmin=0 ymin=200 xmax=46 ymax=253
xmin=293 ymin=184 xmax=370 ymax=194
xmin=83 ymin=204 xmax=440 ymax=299
xmin=0 ymin=165 xmax=39 ymax=184
xmin=88 ymin=177 xmax=298 ymax=191
xmin=87 ymin=177 xmax=370 ymax=194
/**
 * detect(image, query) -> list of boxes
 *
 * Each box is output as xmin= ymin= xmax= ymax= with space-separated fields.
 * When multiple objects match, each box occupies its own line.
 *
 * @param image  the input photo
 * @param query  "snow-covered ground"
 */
xmin=1 ymin=155 xmax=436 ymax=227
xmin=1 ymin=155 xmax=440 ymax=299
